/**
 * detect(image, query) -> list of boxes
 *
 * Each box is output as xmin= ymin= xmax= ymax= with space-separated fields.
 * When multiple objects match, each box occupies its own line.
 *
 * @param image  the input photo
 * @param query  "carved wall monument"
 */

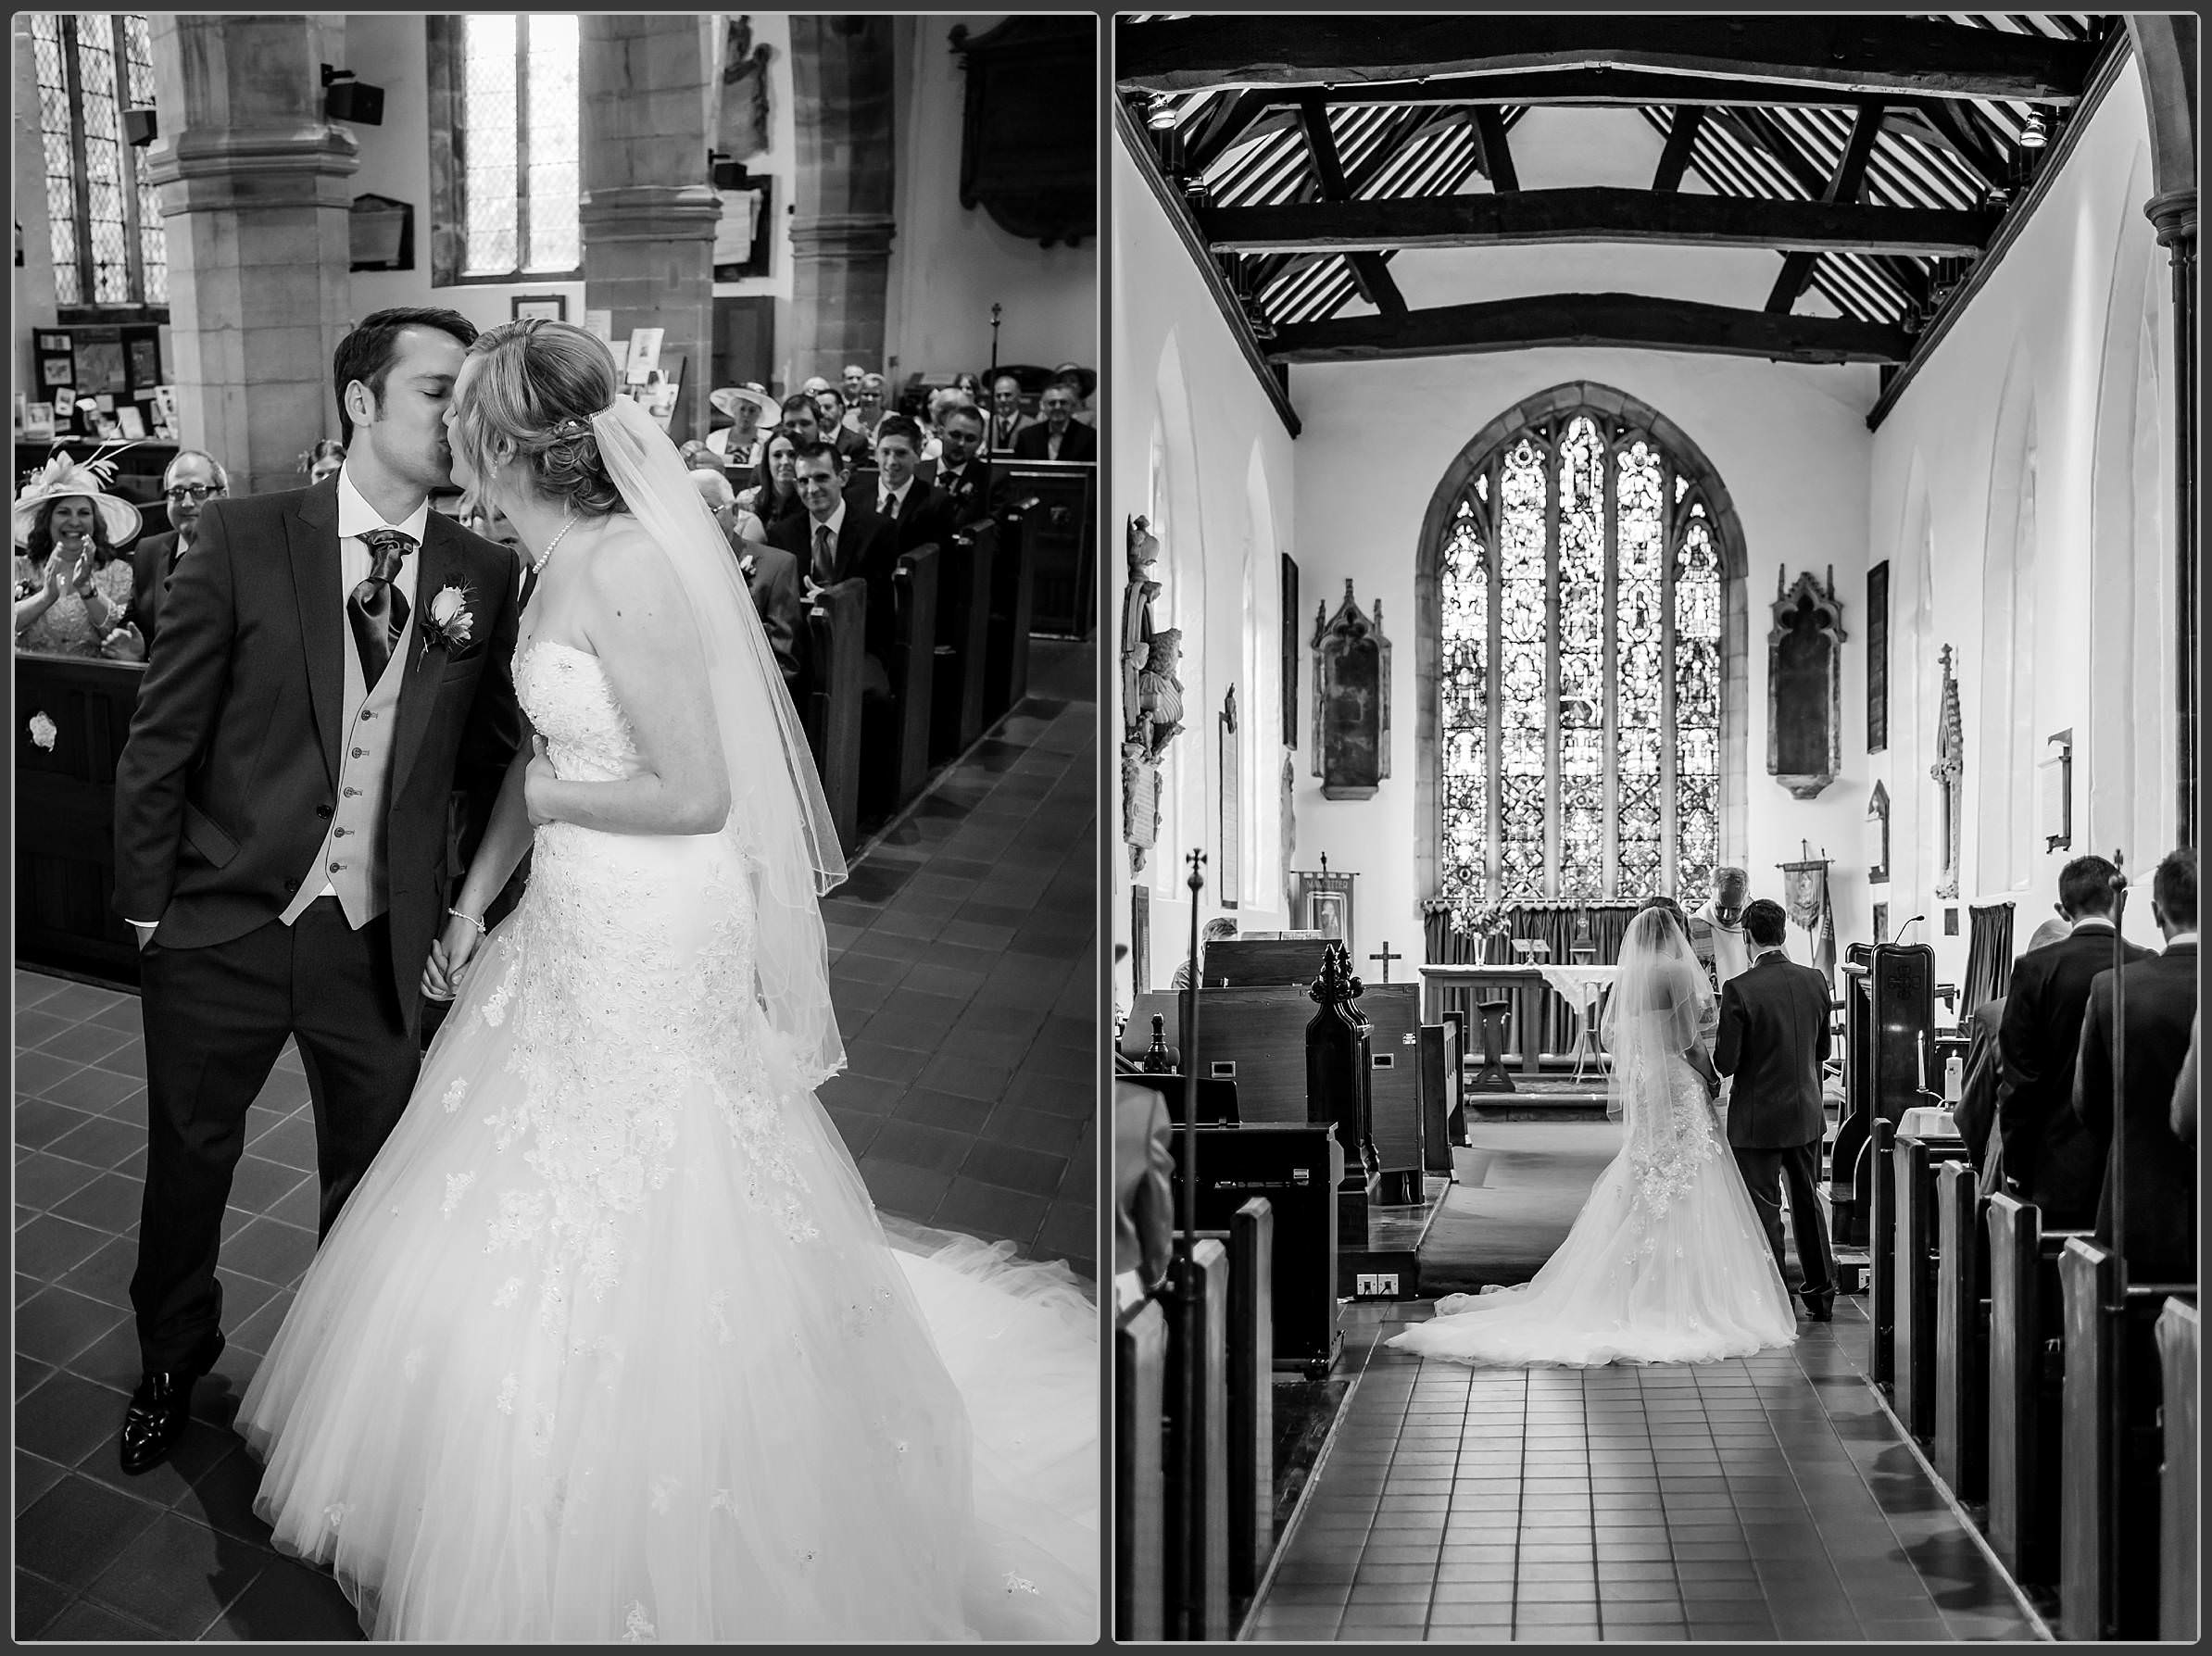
xmin=1218 ymin=685 xmax=1240 ymax=908
xmin=1767 ymin=564 xmax=1845 ymax=799
xmin=1867 ymin=779 xmax=1891 ymax=884
xmin=1119 ymin=515 xmax=1184 ymax=873
xmin=1312 ymin=580 xmax=1390 ymax=801
xmin=949 ymin=19 xmax=1094 ymax=247
xmin=1931 ymin=644 xmax=1964 ymax=900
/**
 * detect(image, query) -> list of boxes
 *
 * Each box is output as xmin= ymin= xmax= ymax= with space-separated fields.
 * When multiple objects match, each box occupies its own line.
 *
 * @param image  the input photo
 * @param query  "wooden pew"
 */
xmin=17 ymin=653 xmax=145 ymax=987
xmin=1114 ymin=1291 xmax=1169 ymax=1641
xmin=1867 ymin=1116 xmax=1897 ymax=1386
xmin=1891 ymin=1132 xmax=1968 ymax=1439
xmin=1163 ymin=1237 xmax=1233 ymax=1641
xmin=801 ymin=577 xmax=868 ymax=851
xmin=1417 ymin=1025 xmax=1455 ymax=1176
xmin=929 ymin=521 xmax=995 ymax=762
xmin=1195 ymin=1200 xmax=1276 ymax=1602
xmin=2155 ymin=1297 xmax=2197 ymax=1642
xmin=860 ymin=543 xmax=937 ymax=822
xmin=985 ymin=496 xmax=1037 ymax=721
xmin=1932 ymin=1158 xmax=1989 ymax=1500
xmin=999 ymin=456 xmax=1096 ymax=639
xmin=1167 ymin=1121 xmax=1342 ymax=1374
xmin=1984 ymin=1195 xmax=2084 ymax=1585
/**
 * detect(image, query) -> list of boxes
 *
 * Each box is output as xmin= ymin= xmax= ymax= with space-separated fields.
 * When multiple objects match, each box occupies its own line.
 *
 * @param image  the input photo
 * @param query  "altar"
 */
xmin=1418 ymin=963 xmax=1620 ymax=1091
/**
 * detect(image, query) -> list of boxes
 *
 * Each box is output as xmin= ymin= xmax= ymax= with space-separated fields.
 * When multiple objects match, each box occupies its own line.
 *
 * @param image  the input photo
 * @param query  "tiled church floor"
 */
xmin=1249 ymin=1298 xmax=2043 ymax=1643
xmin=11 ymin=641 xmax=1097 ymax=1641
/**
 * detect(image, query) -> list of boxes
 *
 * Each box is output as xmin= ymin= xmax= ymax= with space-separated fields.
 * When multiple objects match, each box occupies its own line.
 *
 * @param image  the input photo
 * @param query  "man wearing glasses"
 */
xmin=130 ymin=450 xmax=230 ymax=649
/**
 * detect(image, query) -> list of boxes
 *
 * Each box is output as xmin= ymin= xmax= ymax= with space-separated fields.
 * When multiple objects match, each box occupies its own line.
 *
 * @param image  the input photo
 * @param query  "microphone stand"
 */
xmin=1170 ymin=847 xmax=1206 ymax=1638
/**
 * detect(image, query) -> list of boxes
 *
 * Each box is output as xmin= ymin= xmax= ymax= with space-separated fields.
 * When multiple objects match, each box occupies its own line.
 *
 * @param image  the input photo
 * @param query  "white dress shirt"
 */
xmin=877 ymin=479 xmax=909 ymax=520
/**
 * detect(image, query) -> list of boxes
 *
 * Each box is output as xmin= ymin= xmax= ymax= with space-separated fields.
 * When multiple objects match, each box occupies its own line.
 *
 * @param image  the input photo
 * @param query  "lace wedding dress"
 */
xmin=236 ymin=642 xmax=1098 ymax=1641
xmin=1389 ymin=911 xmax=1796 ymax=1370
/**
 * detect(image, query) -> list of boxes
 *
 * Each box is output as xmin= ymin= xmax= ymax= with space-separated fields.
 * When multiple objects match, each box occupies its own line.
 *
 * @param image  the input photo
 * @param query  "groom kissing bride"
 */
xmin=1392 ymin=896 xmax=1836 ymax=1369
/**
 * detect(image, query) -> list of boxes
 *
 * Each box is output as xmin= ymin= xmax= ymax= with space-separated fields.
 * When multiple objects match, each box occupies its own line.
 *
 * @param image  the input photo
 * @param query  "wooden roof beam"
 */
xmin=1296 ymin=95 xmax=1406 ymax=317
xmin=1652 ymin=107 xmax=1706 ymax=193
xmin=1264 ymin=291 xmax=1915 ymax=366
xmin=1200 ymin=189 xmax=1997 ymax=256
xmin=1183 ymin=88 xmax=1276 ymax=177
xmin=1767 ymin=102 xmax=1885 ymax=312
xmin=1472 ymin=106 xmax=1519 ymax=192
xmin=1115 ymin=16 xmax=2101 ymax=104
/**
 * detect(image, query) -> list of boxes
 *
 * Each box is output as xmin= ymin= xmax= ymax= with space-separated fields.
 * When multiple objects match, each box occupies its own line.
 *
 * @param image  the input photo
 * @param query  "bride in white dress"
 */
xmin=1389 ymin=905 xmax=1796 ymax=1369
xmin=235 ymin=320 xmax=1097 ymax=1641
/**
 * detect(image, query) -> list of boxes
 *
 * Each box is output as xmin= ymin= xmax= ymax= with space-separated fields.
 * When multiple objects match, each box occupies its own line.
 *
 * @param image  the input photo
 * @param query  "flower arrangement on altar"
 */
xmin=1425 ymin=895 xmax=1512 ymax=943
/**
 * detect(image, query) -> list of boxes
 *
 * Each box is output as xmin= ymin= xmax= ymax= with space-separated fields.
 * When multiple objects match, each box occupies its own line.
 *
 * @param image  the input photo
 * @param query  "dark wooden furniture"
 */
xmin=1932 ymin=1158 xmax=1990 ymax=1499
xmin=801 ymin=577 xmax=867 ymax=852
xmin=1984 ymin=1194 xmax=2085 ymax=1586
xmin=986 ymin=491 xmax=1040 ymax=719
xmin=2155 ymin=1297 xmax=2198 ymax=1641
xmin=18 ymin=654 xmax=145 ymax=987
xmin=999 ymin=458 xmax=1096 ymax=640
xmin=861 ymin=543 xmax=937 ymax=822
xmin=1163 ymin=1237 xmax=1233 ymax=1640
xmin=1891 ymin=1131 xmax=1968 ymax=1439
xmin=930 ymin=521 xmax=996 ymax=762
xmin=1114 ymin=1294 xmax=1169 ymax=1641
xmin=1167 ymin=1122 xmax=1342 ymax=1374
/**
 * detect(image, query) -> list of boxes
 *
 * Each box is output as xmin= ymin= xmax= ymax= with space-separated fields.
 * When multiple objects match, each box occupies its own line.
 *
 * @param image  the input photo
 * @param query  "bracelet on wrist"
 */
xmin=448 ymin=908 xmax=487 ymax=938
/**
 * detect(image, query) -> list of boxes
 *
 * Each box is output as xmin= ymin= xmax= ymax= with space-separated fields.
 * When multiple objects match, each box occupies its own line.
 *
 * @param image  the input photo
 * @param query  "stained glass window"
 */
xmin=459 ymin=14 xmax=581 ymax=278
xmin=1439 ymin=410 xmax=1729 ymax=923
xmin=30 ymin=14 xmax=165 ymax=310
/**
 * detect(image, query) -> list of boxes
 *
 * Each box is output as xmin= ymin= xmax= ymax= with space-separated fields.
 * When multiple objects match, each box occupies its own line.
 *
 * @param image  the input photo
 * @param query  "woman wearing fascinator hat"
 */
xmin=232 ymin=320 xmax=1098 ymax=1641
xmin=704 ymin=381 xmax=776 ymax=470
xmin=13 ymin=445 xmax=145 ymax=659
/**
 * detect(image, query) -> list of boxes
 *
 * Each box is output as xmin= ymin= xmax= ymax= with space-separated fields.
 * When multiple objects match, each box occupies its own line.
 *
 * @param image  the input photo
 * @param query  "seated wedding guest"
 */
xmin=931 ymin=403 xmax=996 ymax=528
xmin=2074 ymin=847 xmax=2198 ymax=1280
xmin=302 ymin=438 xmax=346 ymax=484
xmin=747 ymin=394 xmax=826 ymax=511
xmin=706 ymin=383 xmax=775 ymax=471
xmin=1172 ymin=918 xmax=1239 ymax=989
xmin=1114 ymin=1077 xmax=1176 ymax=1302
xmin=987 ymin=374 xmax=1033 ymax=456
xmin=693 ymin=469 xmax=799 ymax=693
xmin=1012 ymin=379 xmax=1099 ymax=462
xmin=952 ymin=370 xmax=985 ymax=408
xmin=813 ymin=385 xmax=870 ymax=469
xmin=13 ymin=450 xmax=144 ymax=660
xmin=1052 ymin=362 xmax=1099 ymax=425
xmin=742 ymin=429 xmax=808 ymax=530
xmin=1998 ymin=855 xmax=2153 ymax=1224
xmin=132 ymin=448 xmax=231 ymax=648
xmin=855 ymin=415 xmax=955 ymax=555
xmin=768 ymin=439 xmax=900 ymax=698
xmin=841 ymin=363 xmax=868 ymax=404
xmin=1956 ymin=916 xmax=2074 ymax=1186
xmin=848 ymin=372 xmax=888 ymax=441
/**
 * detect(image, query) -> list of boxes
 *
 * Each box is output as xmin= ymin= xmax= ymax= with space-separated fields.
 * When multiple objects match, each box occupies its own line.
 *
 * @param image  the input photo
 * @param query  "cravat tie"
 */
xmin=812 ymin=524 xmax=835 ymax=587
xmin=349 ymin=528 xmax=415 ymax=684
xmin=518 ymin=561 xmax=539 ymax=612
xmin=879 ymin=488 xmax=894 ymax=518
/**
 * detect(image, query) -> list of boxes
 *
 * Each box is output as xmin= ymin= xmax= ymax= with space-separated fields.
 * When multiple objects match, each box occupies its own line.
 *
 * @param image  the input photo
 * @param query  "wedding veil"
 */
xmin=1600 ymin=908 xmax=1714 ymax=1124
xmin=590 ymin=395 xmax=848 ymax=1090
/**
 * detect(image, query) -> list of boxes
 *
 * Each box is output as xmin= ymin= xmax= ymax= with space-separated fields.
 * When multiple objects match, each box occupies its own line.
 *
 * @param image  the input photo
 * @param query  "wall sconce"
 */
xmin=2018 ymin=108 xmax=2050 ymax=150
xmin=2040 ymin=728 xmax=2073 ymax=851
xmin=321 ymin=65 xmax=385 ymax=126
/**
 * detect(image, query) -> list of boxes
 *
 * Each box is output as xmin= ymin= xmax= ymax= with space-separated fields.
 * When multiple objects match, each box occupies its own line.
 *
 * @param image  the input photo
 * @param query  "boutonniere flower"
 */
xmin=420 ymin=581 xmax=476 ymax=661
xmin=28 ymin=711 xmax=57 ymax=751
xmin=738 ymin=552 xmax=759 ymax=583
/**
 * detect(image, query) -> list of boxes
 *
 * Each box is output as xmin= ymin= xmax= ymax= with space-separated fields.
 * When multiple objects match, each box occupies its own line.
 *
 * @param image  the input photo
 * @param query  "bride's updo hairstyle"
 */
xmin=450 ymin=318 xmax=627 ymax=520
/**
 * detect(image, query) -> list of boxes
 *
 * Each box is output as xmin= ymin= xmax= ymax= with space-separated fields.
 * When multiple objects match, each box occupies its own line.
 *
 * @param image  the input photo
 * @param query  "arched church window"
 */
xmin=431 ymin=14 xmax=582 ymax=282
xmin=29 ymin=14 xmax=165 ymax=311
xmin=1439 ymin=409 xmax=1726 ymax=921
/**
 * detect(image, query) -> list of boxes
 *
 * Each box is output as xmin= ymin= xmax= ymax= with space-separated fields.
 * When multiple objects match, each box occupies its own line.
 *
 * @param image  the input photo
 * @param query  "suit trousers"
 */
xmin=131 ymin=897 xmax=418 ymax=1372
xmin=1731 ymin=1138 xmax=1837 ymax=1298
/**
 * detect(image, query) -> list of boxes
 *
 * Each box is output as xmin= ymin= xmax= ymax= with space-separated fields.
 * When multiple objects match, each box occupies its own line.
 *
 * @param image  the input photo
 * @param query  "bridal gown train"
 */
xmin=236 ymin=642 xmax=1098 ymax=1641
xmin=1389 ymin=1049 xmax=1797 ymax=1369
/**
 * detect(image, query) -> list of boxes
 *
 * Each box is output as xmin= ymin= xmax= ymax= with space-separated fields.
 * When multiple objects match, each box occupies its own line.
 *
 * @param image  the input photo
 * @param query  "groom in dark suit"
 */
xmin=111 ymin=307 xmax=523 ymax=1472
xmin=1714 ymin=898 xmax=1839 ymax=1320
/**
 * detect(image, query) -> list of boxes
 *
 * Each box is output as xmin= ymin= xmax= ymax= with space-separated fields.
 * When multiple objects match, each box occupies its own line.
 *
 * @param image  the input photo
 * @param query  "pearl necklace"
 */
xmin=532 ymin=511 xmax=578 ymax=574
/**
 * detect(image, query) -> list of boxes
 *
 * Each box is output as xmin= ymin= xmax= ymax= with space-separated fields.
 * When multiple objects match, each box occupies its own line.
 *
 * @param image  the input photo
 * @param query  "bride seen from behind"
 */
xmin=1389 ymin=902 xmax=1797 ymax=1370
xmin=234 ymin=320 xmax=1098 ymax=1640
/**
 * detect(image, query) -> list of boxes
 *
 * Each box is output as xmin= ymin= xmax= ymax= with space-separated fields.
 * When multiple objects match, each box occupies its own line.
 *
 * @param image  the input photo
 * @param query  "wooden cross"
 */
xmin=1368 ymin=941 xmax=1401 ymax=983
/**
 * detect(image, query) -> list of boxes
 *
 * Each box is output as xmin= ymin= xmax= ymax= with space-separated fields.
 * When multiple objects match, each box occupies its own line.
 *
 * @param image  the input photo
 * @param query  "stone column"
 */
xmin=142 ymin=16 xmax=358 ymax=497
xmin=2147 ymin=188 xmax=2197 ymax=849
xmin=788 ymin=17 xmax=897 ymax=385
xmin=579 ymin=14 xmax=720 ymax=445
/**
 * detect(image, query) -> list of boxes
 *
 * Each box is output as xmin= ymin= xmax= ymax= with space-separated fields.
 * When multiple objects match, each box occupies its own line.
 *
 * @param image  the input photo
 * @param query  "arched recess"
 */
xmin=1974 ymin=345 xmax=2038 ymax=898
xmin=1414 ymin=381 xmax=1750 ymax=910
xmin=1886 ymin=458 xmax=1933 ymax=904
xmin=2086 ymin=144 xmax=2170 ymax=859
xmin=1240 ymin=441 xmax=1282 ymax=916
xmin=2127 ymin=15 xmax=2197 ymax=204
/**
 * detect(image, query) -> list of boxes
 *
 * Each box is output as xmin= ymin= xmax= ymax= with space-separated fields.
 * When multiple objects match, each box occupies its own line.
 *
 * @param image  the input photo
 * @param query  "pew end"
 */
xmin=860 ymin=543 xmax=937 ymax=822
xmin=801 ymin=577 xmax=869 ymax=852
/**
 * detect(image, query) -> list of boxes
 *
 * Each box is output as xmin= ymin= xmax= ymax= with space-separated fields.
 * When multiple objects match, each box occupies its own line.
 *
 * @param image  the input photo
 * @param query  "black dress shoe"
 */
xmin=1801 ymin=1291 xmax=1835 ymax=1323
xmin=119 ymin=1330 xmax=224 ymax=1475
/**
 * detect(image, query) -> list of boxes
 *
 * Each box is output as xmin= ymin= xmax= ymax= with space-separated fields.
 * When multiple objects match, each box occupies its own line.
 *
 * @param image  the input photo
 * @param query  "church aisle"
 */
xmin=10 ymin=645 xmax=1096 ymax=1640
xmin=1250 ymin=1301 xmax=2042 ymax=1643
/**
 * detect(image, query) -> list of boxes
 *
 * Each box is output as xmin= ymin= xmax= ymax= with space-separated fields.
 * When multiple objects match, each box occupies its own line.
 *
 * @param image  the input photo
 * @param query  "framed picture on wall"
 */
xmin=512 ymin=294 xmax=567 ymax=323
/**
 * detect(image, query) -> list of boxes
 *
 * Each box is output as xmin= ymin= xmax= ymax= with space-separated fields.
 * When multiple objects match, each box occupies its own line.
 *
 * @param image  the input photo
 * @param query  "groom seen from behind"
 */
xmin=111 ymin=307 xmax=524 ymax=1473
xmin=1714 ymin=898 xmax=1838 ymax=1321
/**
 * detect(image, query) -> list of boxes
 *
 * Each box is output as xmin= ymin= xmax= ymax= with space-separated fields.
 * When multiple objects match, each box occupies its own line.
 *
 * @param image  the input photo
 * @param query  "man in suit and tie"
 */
xmin=987 ymin=374 xmax=1034 ymax=457
xmin=2073 ymin=847 xmax=2198 ymax=1280
xmin=1012 ymin=379 xmax=1099 ymax=463
xmin=1714 ymin=898 xmax=1839 ymax=1320
xmin=929 ymin=405 xmax=997 ymax=530
xmin=690 ymin=469 xmax=798 ymax=693
xmin=768 ymin=439 xmax=899 ymax=698
xmin=852 ymin=416 xmax=954 ymax=556
xmin=130 ymin=450 xmax=231 ymax=649
xmin=1955 ymin=916 xmax=2075 ymax=1189
xmin=1996 ymin=854 xmax=2155 ymax=1225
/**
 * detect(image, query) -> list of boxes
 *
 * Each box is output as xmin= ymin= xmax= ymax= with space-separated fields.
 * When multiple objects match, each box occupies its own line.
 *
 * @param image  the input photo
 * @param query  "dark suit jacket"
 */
xmin=1011 ymin=420 xmax=1098 ymax=463
xmin=1954 ymin=997 xmax=2005 ymax=1176
xmin=2074 ymin=940 xmax=2199 ymax=1278
xmin=112 ymin=482 xmax=523 ymax=1035
xmin=767 ymin=505 xmax=902 ymax=664
xmin=925 ymin=458 xmax=998 ymax=530
xmin=130 ymin=529 xmax=183 ymax=646
xmin=848 ymin=479 xmax=955 ymax=558
xmin=1714 ymin=952 xmax=1832 ymax=1149
xmin=1997 ymin=923 xmax=2154 ymax=1223
xmin=740 ymin=540 xmax=803 ymax=692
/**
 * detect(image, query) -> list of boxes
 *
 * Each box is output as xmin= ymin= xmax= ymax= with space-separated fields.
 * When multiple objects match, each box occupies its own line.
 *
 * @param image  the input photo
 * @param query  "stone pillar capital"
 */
xmin=143 ymin=125 xmax=359 ymax=215
xmin=2146 ymin=187 xmax=2198 ymax=251
xmin=787 ymin=213 xmax=898 ymax=263
xmin=578 ymin=184 xmax=723 ymax=246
